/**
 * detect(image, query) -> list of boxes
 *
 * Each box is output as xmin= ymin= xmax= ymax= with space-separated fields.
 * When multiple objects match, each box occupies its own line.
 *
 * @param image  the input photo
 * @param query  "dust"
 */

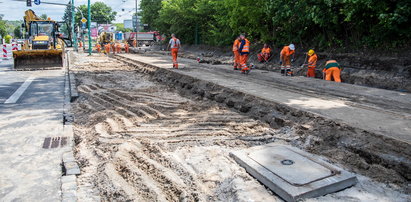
xmin=71 ymin=54 xmax=409 ymax=201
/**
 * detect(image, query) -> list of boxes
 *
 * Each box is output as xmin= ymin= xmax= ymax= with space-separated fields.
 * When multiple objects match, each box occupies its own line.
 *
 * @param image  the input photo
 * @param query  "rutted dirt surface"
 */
xmin=71 ymin=55 xmax=409 ymax=201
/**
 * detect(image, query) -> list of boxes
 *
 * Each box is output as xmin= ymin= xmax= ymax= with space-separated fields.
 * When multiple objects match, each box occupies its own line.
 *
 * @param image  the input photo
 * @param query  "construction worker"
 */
xmin=111 ymin=43 xmax=116 ymax=54
xmin=257 ymin=43 xmax=271 ymax=63
xmin=305 ymin=49 xmax=317 ymax=77
xmin=133 ymin=39 xmax=137 ymax=48
xmin=238 ymin=33 xmax=250 ymax=74
xmin=96 ymin=43 xmax=101 ymax=53
xmin=104 ymin=43 xmax=110 ymax=55
xmin=324 ymin=60 xmax=342 ymax=82
xmin=232 ymin=36 xmax=241 ymax=70
xmin=116 ymin=43 xmax=122 ymax=53
xmin=167 ymin=34 xmax=181 ymax=69
xmin=280 ymin=44 xmax=295 ymax=76
xmin=124 ymin=42 xmax=130 ymax=53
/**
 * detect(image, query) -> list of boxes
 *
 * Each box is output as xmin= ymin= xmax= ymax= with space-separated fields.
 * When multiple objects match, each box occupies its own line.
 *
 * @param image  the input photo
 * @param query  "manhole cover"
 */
xmin=248 ymin=146 xmax=333 ymax=186
xmin=42 ymin=137 xmax=68 ymax=149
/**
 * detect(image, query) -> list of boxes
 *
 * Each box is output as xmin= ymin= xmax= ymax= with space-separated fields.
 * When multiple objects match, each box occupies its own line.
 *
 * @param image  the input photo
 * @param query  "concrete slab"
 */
xmin=230 ymin=144 xmax=357 ymax=202
xmin=64 ymin=161 xmax=81 ymax=175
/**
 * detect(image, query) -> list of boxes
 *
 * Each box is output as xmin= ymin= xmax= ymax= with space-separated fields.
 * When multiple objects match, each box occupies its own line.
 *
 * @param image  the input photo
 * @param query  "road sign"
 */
xmin=26 ymin=0 xmax=32 ymax=7
xmin=34 ymin=0 xmax=41 ymax=5
xmin=81 ymin=18 xmax=87 ymax=23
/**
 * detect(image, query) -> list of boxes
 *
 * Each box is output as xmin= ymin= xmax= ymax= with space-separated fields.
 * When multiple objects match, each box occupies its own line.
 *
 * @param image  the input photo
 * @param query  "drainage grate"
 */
xmin=42 ymin=137 xmax=68 ymax=149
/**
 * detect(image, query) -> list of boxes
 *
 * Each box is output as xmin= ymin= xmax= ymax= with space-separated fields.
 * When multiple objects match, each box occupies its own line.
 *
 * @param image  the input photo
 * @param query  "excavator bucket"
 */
xmin=13 ymin=49 xmax=63 ymax=70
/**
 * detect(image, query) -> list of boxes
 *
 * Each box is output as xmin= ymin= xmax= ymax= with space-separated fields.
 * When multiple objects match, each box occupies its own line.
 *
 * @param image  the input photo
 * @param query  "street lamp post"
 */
xmin=87 ymin=0 xmax=91 ymax=55
xmin=71 ymin=0 xmax=77 ymax=51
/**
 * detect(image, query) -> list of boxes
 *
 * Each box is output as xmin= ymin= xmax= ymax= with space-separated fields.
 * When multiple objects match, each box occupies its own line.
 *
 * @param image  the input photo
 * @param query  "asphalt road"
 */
xmin=0 ymin=58 xmax=68 ymax=201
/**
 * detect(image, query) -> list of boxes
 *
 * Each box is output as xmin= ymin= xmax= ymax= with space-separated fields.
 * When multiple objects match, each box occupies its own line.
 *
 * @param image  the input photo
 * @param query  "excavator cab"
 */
xmin=13 ymin=10 xmax=64 ymax=70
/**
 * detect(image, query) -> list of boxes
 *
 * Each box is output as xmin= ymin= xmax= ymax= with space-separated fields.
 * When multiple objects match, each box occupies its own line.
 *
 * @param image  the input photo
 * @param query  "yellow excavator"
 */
xmin=13 ymin=10 xmax=65 ymax=70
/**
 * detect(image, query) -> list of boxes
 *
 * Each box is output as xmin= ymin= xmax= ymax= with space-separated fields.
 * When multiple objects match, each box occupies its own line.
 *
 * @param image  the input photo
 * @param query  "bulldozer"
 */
xmin=13 ymin=10 xmax=65 ymax=70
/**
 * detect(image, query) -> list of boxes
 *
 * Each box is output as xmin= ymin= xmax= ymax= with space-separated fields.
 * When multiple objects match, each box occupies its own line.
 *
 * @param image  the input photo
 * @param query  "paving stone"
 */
xmin=63 ymin=152 xmax=75 ymax=163
xmin=62 ymin=191 xmax=77 ymax=202
xmin=230 ymin=143 xmax=357 ymax=202
xmin=62 ymin=181 xmax=77 ymax=192
xmin=61 ymin=175 xmax=76 ymax=184
xmin=64 ymin=161 xmax=80 ymax=175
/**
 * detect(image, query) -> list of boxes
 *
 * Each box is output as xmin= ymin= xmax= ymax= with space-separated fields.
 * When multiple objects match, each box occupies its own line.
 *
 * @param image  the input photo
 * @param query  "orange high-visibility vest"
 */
xmin=262 ymin=47 xmax=271 ymax=54
xmin=308 ymin=54 xmax=317 ymax=68
xmin=232 ymin=39 xmax=240 ymax=51
xmin=281 ymin=46 xmax=294 ymax=57
xmin=241 ymin=39 xmax=250 ymax=53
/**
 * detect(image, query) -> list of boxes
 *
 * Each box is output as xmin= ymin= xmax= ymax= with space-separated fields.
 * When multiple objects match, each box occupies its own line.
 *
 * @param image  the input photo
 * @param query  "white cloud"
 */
xmin=0 ymin=0 xmax=140 ymax=23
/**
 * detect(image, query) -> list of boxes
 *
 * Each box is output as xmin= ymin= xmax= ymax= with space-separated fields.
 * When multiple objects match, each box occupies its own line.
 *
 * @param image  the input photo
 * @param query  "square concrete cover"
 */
xmin=230 ymin=143 xmax=357 ymax=202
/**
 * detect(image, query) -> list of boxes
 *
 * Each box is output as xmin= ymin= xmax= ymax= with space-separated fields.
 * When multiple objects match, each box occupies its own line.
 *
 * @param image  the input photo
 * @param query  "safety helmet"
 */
xmin=308 ymin=49 xmax=315 ymax=56
xmin=289 ymin=44 xmax=295 ymax=50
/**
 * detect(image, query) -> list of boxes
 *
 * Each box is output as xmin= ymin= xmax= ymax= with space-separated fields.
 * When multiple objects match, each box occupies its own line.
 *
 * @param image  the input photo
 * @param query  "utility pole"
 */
xmin=87 ymin=0 xmax=91 ymax=55
xmin=135 ymin=0 xmax=138 ymax=47
xmin=71 ymin=0 xmax=77 ymax=51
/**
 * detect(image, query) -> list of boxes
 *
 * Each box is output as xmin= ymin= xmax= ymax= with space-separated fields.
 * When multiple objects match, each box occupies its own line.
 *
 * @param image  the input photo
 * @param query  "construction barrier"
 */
xmin=2 ymin=43 xmax=20 ymax=60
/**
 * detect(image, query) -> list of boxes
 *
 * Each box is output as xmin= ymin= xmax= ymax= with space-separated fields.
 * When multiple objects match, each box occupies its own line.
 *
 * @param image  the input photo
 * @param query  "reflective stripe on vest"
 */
xmin=241 ymin=39 xmax=250 ymax=53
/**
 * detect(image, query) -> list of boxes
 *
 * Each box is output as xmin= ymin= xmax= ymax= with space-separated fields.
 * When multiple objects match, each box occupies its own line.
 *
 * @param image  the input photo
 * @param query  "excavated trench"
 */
xmin=71 ymin=55 xmax=410 ymax=201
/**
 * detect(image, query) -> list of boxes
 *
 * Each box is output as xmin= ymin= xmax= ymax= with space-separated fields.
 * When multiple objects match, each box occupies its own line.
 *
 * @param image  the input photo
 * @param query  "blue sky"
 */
xmin=0 ymin=0 xmax=140 ymax=23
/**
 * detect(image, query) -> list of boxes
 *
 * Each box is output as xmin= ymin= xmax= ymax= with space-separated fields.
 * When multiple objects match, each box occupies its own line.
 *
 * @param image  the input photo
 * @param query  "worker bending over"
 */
xmin=232 ymin=36 xmax=241 ymax=70
xmin=238 ymin=33 xmax=251 ymax=74
xmin=257 ymin=44 xmax=271 ymax=63
xmin=167 ymin=34 xmax=181 ymax=69
xmin=280 ymin=44 xmax=295 ymax=76
xmin=324 ymin=60 xmax=342 ymax=82
xmin=305 ymin=49 xmax=317 ymax=77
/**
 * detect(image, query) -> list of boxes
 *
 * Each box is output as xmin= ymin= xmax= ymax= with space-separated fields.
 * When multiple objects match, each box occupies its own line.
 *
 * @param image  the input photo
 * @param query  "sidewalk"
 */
xmin=118 ymin=53 xmax=411 ymax=145
xmin=0 ymin=64 xmax=69 ymax=201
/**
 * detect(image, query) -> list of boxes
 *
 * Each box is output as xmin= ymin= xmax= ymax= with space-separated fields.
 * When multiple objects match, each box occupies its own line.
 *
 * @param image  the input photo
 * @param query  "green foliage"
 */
xmin=5 ymin=35 xmax=12 ymax=43
xmin=0 ymin=17 xmax=7 ymax=38
xmin=114 ymin=23 xmax=133 ymax=32
xmin=141 ymin=0 xmax=410 ymax=48
xmin=140 ymin=0 xmax=162 ymax=30
xmin=40 ymin=14 xmax=48 ymax=20
xmin=13 ymin=27 xmax=22 ymax=38
xmin=76 ymin=2 xmax=117 ymax=25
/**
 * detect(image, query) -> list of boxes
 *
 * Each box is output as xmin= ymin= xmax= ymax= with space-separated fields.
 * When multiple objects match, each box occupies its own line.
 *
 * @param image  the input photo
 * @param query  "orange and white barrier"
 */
xmin=2 ymin=44 xmax=12 ymax=59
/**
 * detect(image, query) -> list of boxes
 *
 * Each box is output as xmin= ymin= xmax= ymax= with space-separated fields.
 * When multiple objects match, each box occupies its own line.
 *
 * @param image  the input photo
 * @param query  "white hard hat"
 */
xmin=289 ymin=44 xmax=295 ymax=50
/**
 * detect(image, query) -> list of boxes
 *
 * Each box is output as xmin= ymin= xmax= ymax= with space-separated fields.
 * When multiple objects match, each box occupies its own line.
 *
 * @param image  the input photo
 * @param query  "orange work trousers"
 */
xmin=125 ymin=45 xmax=129 ymax=53
xmin=281 ymin=55 xmax=291 ymax=66
xmin=116 ymin=45 xmax=121 ymax=53
xmin=240 ymin=54 xmax=249 ymax=72
xmin=307 ymin=66 xmax=316 ymax=77
xmin=105 ymin=45 xmax=110 ymax=54
xmin=325 ymin=67 xmax=341 ymax=82
xmin=112 ymin=45 xmax=116 ymax=54
xmin=233 ymin=51 xmax=240 ymax=68
xmin=171 ymin=48 xmax=179 ymax=68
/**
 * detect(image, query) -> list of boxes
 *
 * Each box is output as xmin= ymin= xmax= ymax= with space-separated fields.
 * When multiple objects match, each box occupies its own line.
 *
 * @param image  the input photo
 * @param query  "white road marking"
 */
xmin=4 ymin=76 xmax=36 ymax=104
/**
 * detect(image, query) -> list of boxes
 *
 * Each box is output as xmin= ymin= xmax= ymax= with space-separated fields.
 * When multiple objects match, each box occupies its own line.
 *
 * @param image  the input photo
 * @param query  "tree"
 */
xmin=40 ymin=14 xmax=48 ymax=20
xmin=140 ymin=0 xmax=162 ymax=30
xmin=75 ymin=2 xmax=117 ymax=25
xmin=13 ymin=26 xmax=22 ymax=38
xmin=114 ymin=23 xmax=132 ymax=32
xmin=0 ymin=16 xmax=7 ymax=39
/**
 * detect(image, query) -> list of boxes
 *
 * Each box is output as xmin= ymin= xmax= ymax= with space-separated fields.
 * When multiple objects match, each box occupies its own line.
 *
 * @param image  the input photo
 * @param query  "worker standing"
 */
xmin=324 ymin=60 xmax=342 ymax=82
xmin=238 ymin=33 xmax=251 ymax=74
xmin=96 ymin=43 xmax=101 ymax=53
xmin=116 ymin=43 xmax=121 ymax=54
xmin=124 ymin=42 xmax=130 ymax=53
xmin=232 ymin=36 xmax=241 ymax=70
xmin=111 ymin=43 xmax=116 ymax=54
xmin=305 ymin=49 xmax=317 ymax=77
xmin=133 ymin=39 xmax=137 ymax=48
xmin=167 ymin=34 xmax=181 ymax=69
xmin=104 ymin=44 xmax=110 ymax=55
xmin=257 ymin=43 xmax=271 ymax=63
xmin=279 ymin=44 xmax=295 ymax=76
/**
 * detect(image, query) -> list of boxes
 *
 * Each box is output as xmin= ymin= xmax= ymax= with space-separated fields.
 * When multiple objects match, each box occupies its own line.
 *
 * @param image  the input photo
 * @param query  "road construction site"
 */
xmin=67 ymin=51 xmax=410 ymax=201
xmin=0 ymin=48 xmax=409 ymax=201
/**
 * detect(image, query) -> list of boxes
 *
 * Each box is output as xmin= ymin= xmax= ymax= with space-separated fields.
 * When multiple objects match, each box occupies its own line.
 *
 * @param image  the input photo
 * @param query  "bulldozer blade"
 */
xmin=13 ymin=50 xmax=63 ymax=70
